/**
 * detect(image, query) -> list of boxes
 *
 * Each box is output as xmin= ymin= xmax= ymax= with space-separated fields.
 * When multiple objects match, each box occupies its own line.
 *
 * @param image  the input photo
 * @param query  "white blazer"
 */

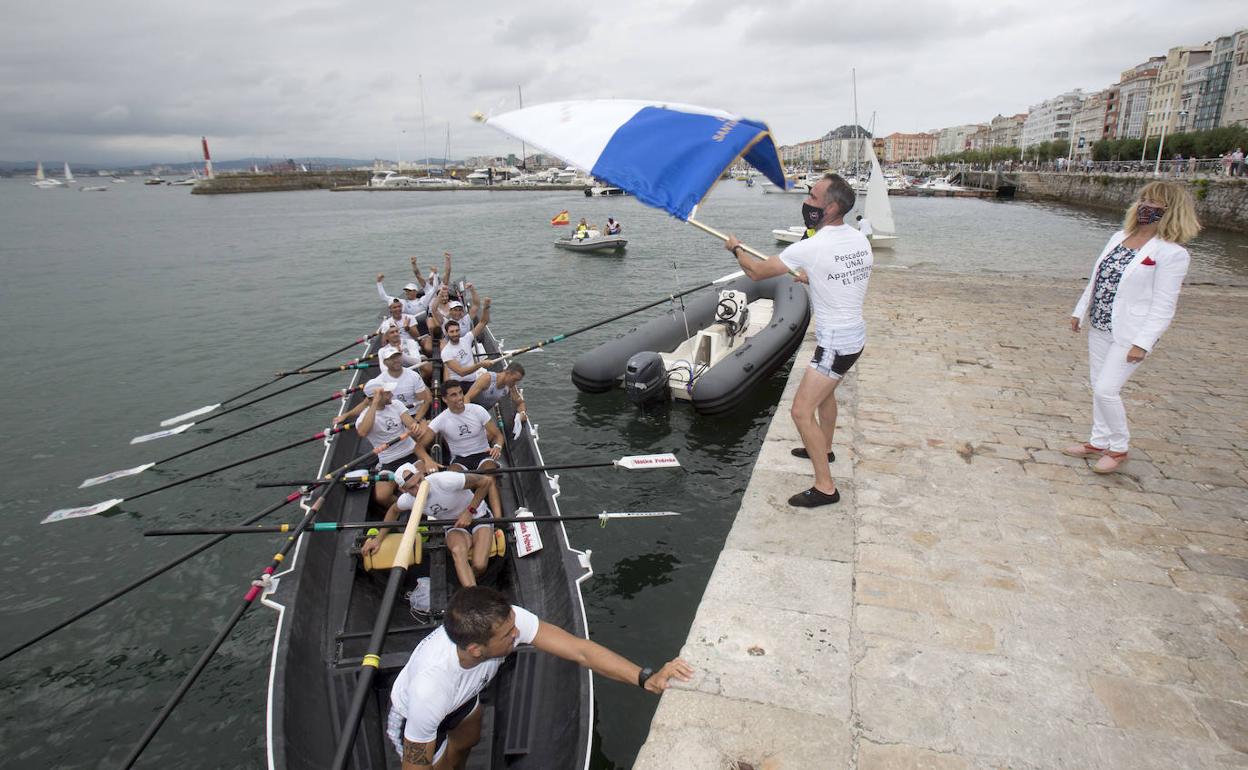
xmin=1072 ymin=230 xmax=1190 ymax=352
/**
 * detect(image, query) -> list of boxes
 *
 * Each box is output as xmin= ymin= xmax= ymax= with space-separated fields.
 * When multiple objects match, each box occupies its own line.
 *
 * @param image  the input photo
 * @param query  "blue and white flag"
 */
xmin=480 ymin=100 xmax=789 ymax=220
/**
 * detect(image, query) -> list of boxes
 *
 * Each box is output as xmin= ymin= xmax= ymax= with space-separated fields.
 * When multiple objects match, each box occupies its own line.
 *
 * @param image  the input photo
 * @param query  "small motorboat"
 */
xmin=78 ymin=185 xmax=109 ymax=192
xmin=554 ymin=234 xmax=627 ymax=254
xmin=583 ymin=185 xmax=627 ymax=196
xmin=572 ymin=274 xmax=810 ymax=414
xmin=771 ymin=225 xmax=806 ymax=244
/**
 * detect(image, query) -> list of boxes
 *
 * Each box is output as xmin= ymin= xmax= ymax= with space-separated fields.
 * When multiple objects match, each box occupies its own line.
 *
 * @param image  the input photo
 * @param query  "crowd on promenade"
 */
xmin=935 ymin=148 xmax=1245 ymax=178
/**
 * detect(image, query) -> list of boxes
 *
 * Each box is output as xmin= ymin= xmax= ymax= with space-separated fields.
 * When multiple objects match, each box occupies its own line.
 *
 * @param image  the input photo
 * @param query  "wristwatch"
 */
xmin=637 ymin=666 xmax=654 ymax=688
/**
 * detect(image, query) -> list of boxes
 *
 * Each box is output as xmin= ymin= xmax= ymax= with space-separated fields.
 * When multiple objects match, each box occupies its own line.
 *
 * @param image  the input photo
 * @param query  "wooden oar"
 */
xmin=84 ymin=385 xmax=364 ymax=487
xmin=489 ymin=270 xmax=745 ymax=358
xmin=157 ymin=332 xmax=378 ymax=426
xmin=120 ymin=480 xmax=341 ymax=768
xmin=329 ymin=480 xmax=430 ymax=769
xmin=250 ymin=452 xmax=682 ymax=488
xmin=0 ymin=488 xmax=309 ymax=664
xmin=42 ymin=423 xmax=354 ymax=524
xmin=146 ymin=511 xmax=681 ymax=536
xmin=135 ymin=369 xmax=341 ymax=443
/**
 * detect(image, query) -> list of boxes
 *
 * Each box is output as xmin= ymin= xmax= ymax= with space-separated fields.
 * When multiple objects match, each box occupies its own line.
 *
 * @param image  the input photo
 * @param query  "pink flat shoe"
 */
xmin=1062 ymin=443 xmax=1105 ymax=458
xmin=1092 ymin=451 xmax=1128 ymax=474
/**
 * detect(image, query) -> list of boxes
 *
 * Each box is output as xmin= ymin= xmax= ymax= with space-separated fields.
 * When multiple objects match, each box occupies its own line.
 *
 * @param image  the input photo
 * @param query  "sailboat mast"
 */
xmin=443 ymin=124 xmax=450 ymax=174
xmin=419 ymin=74 xmax=428 ymax=175
xmin=517 ymin=85 xmax=527 ymax=170
xmin=852 ymin=68 xmax=860 ymax=177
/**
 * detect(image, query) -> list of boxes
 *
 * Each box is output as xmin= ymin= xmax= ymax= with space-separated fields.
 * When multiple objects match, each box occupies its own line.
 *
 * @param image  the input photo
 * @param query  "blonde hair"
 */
xmin=1123 ymin=181 xmax=1201 ymax=244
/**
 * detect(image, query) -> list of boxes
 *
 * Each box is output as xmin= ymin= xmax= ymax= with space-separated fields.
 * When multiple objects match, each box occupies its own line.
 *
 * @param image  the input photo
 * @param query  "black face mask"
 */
xmin=802 ymin=202 xmax=825 ymax=229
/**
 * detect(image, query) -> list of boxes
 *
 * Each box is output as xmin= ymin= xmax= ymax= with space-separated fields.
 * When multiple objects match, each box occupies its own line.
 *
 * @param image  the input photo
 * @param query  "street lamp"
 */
xmin=1154 ymin=108 xmax=1188 ymax=176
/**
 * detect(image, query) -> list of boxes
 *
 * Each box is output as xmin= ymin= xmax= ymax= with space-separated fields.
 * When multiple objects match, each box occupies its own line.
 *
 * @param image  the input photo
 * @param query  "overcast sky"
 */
xmin=1 ymin=0 xmax=1242 ymax=165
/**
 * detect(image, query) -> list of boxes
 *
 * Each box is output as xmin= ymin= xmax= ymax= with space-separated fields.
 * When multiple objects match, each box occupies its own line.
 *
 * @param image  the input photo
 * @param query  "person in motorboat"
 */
xmin=356 ymin=380 xmax=428 ymax=508
xmin=439 ymin=318 xmax=499 ymax=385
xmin=360 ymin=461 xmax=498 ymax=589
xmin=335 ymin=346 xmax=432 ymax=428
xmin=724 ymin=173 xmax=871 ymax=509
xmin=418 ymin=379 xmax=506 ymax=474
xmin=466 ymin=362 xmax=527 ymax=421
xmin=379 ymin=298 xmax=423 ymax=345
xmin=574 ymin=218 xmax=590 ymax=240
xmin=856 ymin=214 xmax=873 ymax=238
xmin=387 ymin=586 xmax=694 ymax=770
xmin=604 ymin=217 xmax=622 ymax=236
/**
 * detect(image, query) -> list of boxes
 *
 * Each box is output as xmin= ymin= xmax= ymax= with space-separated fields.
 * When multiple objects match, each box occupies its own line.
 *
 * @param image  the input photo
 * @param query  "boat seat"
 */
xmin=363 ymin=529 xmax=505 ymax=571
xmin=503 ymin=647 xmax=545 ymax=757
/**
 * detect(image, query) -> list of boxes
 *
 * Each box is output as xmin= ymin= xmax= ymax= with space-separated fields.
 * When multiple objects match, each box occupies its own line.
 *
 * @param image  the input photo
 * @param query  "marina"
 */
xmin=1 ymin=169 xmax=1246 ymax=768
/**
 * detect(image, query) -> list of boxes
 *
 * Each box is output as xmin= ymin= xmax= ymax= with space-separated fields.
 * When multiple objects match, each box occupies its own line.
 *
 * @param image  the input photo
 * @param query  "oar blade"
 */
xmin=81 ymin=463 xmax=156 ymax=488
xmin=614 ymin=453 xmax=680 ymax=469
xmin=42 ymin=498 xmax=123 ymax=524
xmin=160 ymin=404 xmax=220 ymax=427
xmin=131 ymin=422 xmax=194 ymax=444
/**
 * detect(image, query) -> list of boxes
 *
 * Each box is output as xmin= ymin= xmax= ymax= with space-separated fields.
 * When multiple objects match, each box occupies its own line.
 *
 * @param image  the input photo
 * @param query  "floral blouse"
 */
xmin=1089 ymin=244 xmax=1138 ymax=332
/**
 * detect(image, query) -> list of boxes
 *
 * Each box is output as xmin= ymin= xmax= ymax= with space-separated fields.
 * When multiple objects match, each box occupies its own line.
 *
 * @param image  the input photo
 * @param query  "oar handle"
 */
xmin=687 ymin=216 xmax=801 ymax=279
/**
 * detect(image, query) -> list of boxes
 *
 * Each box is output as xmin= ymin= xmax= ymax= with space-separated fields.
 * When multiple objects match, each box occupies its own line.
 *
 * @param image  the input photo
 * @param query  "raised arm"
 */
xmin=471 ymin=297 xmax=491 ymax=338
xmin=410 ymin=255 xmax=424 ymax=285
xmin=376 ymin=273 xmax=391 ymax=303
xmin=440 ymin=252 xmax=452 ymax=285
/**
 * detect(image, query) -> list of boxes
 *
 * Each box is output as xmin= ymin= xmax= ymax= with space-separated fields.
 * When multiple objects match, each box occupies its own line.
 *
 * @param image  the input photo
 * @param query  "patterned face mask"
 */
xmin=1136 ymin=203 xmax=1165 ymax=225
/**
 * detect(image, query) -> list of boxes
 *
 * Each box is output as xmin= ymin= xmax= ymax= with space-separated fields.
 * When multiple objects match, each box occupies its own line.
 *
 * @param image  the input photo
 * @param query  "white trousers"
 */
xmin=1087 ymin=328 xmax=1141 ymax=452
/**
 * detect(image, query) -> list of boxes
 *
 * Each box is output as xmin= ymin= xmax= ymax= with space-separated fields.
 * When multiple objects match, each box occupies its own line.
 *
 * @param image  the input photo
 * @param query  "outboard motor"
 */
xmin=624 ymin=351 xmax=668 ymax=406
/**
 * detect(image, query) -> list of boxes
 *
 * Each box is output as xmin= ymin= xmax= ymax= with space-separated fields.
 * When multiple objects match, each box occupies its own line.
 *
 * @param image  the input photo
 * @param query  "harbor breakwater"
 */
xmin=190 ymin=171 xmax=371 ymax=194
xmin=961 ymin=170 xmax=1248 ymax=233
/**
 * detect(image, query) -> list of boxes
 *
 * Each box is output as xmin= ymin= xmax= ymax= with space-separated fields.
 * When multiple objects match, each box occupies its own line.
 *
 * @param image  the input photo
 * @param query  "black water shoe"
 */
xmin=788 ymin=487 xmax=841 ymax=507
xmin=791 ymin=447 xmax=836 ymax=462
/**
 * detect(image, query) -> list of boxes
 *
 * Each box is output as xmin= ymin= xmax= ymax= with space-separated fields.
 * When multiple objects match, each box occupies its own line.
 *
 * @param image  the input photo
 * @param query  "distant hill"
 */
xmin=0 ymin=156 xmax=457 ymax=175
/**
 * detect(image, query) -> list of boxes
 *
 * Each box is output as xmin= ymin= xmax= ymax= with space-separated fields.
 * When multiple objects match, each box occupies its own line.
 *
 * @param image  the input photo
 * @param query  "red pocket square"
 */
xmin=1141 ymin=257 xmax=1156 ymax=266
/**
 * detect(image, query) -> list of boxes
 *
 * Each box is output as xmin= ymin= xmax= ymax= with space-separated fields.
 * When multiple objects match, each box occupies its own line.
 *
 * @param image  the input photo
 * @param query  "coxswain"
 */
xmin=387 ymin=586 xmax=693 ymax=769
xmin=335 ymin=346 xmax=431 ymax=426
xmin=355 ymin=380 xmax=427 ymax=508
xmin=361 ymin=461 xmax=497 ymax=588
xmin=439 ymin=318 xmax=498 ymax=384
xmin=465 ymin=362 xmax=526 ymax=422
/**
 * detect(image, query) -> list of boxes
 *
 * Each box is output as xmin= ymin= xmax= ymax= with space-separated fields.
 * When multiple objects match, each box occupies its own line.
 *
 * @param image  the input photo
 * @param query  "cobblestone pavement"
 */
xmin=636 ymin=268 xmax=1248 ymax=770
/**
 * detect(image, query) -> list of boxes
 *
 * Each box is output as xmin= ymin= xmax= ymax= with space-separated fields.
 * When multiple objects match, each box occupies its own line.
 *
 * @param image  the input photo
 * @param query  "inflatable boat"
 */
xmin=570 ymin=275 xmax=810 ymax=415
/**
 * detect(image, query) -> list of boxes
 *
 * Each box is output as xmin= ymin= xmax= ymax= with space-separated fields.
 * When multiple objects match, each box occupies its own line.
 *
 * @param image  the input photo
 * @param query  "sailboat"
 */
xmin=63 ymin=162 xmax=76 ymax=185
xmin=31 ymin=161 xmax=65 ymax=188
xmin=862 ymin=144 xmax=897 ymax=249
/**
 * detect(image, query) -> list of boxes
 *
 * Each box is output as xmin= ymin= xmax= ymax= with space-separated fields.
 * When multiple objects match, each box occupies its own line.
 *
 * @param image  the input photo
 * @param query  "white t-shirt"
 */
xmin=376 ymin=281 xmax=425 ymax=316
xmin=440 ymin=331 xmax=481 ymax=382
xmin=779 ymin=224 xmax=873 ymax=339
xmin=472 ymin=372 xmax=511 ymax=410
xmin=371 ymin=368 xmax=428 ymax=413
xmin=857 ymin=218 xmax=873 ymax=237
xmin=428 ymin=403 xmax=492 ymax=458
xmin=391 ymin=605 xmax=539 ymax=743
xmin=362 ymin=400 xmax=415 ymax=463
xmin=396 ymin=471 xmax=490 ymax=521
xmin=378 ymin=314 xmax=420 ymax=343
xmin=397 ymin=338 xmax=424 ymax=368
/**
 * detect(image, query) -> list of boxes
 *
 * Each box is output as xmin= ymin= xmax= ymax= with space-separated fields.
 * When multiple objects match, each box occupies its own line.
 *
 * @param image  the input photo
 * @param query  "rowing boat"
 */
xmin=264 ymin=322 xmax=593 ymax=769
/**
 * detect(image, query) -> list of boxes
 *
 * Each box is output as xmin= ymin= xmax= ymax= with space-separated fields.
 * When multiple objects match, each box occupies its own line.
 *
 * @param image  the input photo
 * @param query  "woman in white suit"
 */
xmin=1063 ymin=181 xmax=1201 ymax=473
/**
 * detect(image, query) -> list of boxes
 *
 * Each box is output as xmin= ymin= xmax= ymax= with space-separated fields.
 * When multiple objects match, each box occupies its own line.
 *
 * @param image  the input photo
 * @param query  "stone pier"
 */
xmin=635 ymin=269 xmax=1248 ymax=770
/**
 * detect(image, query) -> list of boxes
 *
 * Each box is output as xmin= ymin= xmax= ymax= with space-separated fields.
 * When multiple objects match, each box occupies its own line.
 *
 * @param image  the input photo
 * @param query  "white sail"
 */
xmin=35 ymin=161 xmax=45 ymax=181
xmin=863 ymin=145 xmax=896 ymax=236
xmin=64 ymin=162 xmax=75 ymax=183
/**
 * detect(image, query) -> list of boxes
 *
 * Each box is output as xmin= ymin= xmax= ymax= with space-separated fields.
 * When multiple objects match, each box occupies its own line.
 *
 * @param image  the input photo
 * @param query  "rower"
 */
xmin=439 ymin=319 xmax=498 ymax=384
xmin=376 ymin=272 xmax=425 ymax=316
xmin=360 ymin=461 xmax=497 ymax=588
xmin=336 ymin=346 xmax=432 ymax=428
xmin=387 ymin=586 xmax=693 ymax=769
xmin=378 ymin=298 xmax=422 ymax=345
xmin=418 ymin=379 xmax=506 ymax=471
xmin=381 ymin=325 xmax=433 ymax=380
xmin=412 ymin=252 xmax=453 ymax=302
xmin=355 ymin=380 xmax=426 ymax=508
xmin=466 ymin=362 xmax=526 ymax=423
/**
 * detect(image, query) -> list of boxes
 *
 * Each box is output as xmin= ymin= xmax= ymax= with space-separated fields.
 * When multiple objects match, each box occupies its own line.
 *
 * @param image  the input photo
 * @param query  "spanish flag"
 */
xmin=551 ymin=209 xmax=570 ymax=226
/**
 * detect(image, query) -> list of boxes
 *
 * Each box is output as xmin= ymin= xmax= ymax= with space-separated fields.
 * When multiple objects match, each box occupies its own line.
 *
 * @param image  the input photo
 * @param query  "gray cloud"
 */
xmin=0 ymin=0 xmax=1241 ymax=165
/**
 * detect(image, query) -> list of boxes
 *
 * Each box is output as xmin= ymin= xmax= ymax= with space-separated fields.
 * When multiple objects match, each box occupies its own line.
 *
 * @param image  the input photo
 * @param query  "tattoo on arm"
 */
xmin=403 ymin=738 xmax=433 ymax=766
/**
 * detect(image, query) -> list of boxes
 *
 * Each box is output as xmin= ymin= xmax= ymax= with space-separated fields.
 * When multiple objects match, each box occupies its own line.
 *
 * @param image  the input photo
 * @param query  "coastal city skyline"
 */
xmin=1 ymin=1 xmax=1242 ymax=166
